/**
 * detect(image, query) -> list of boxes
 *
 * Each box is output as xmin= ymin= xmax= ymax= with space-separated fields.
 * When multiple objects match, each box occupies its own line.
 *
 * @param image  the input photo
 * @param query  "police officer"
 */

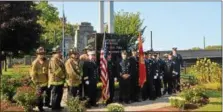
xmin=83 ymin=50 xmax=98 ymax=107
xmin=129 ymin=49 xmax=140 ymax=102
xmin=146 ymin=51 xmax=156 ymax=100
xmin=172 ymin=47 xmax=184 ymax=92
xmin=153 ymin=52 xmax=163 ymax=97
xmin=118 ymin=50 xmax=131 ymax=104
xmin=157 ymin=52 xmax=166 ymax=95
xmin=65 ymin=48 xmax=81 ymax=98
xmin=30 ymin=47 xmax=50 ymax=112
xmin=48 ymin=46 xmax=66 ymax=110
xmin=106 ymin=53 xmax=116 ymax=105
xmin=163 ymin=53 xmax=175 ymax=95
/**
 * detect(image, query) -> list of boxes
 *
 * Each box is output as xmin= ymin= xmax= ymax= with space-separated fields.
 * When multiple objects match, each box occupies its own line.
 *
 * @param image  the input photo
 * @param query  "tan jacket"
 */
xmin=48 ymin=57 xmax=66 ymax=85
xmin=30 ymin=58 xmax=48 ymax=87
xmin=65 ymin=58 xmax=81 ymax=87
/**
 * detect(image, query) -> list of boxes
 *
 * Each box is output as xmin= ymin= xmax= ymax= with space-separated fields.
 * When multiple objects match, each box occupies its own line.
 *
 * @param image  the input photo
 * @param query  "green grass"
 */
xmin=2 ymin=65 xmax=30 ymax=78
xmin=195 ymin=90 xmax=222 ymax=111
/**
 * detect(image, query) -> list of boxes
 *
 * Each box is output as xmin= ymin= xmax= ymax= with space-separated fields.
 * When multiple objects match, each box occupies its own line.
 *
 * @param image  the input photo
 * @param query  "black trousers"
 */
xmin=36 ymin=86 xmax=51 ymax=109
xmin=119 ymin=77 xmax=131 ymax=103
xmin=107 ymin=78 xmax=114 ymax=104
xmin=172 ymin=76 xmax=178 ymax=92
xmin=130 ymin=76 xmax=140 ymax=101
xmin=141 ymin=82 xmax=148 ymax=100
xmin=176 ymin=74 xmax=181 ymax=91
xmin=154 ymin=79 xmax=162 ymax=97
xmin=163 ymin=75 xmax=173 ymax=95
xmin=147 ymin=80 xmax=156 ymax=100
xmin=68 ymin=86 xmax=80 ymax=98
xmin=50 ymin=85 xmax=64 ymax=109
xmin=84 ymin=80 xmax=97 ymax=106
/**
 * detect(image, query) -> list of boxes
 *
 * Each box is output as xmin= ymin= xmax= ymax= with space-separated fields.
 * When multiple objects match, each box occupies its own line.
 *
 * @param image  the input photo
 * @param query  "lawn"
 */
xmin=195 ymin=90 xmax=222 ymax=111
xmin=2 ymin=65 xmax=30 ymax=78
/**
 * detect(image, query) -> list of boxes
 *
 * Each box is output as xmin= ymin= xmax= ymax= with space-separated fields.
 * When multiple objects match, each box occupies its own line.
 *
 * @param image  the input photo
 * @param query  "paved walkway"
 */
xmin=34 ymin=88 xmax=174 ymax=112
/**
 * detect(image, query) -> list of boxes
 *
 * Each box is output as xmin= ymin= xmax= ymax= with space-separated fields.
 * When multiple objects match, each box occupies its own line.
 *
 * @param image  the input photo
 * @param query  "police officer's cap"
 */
xmin=168 ymin=52 xmax=173 ymax=55
xmin=36 ymin=46 xmax=45 ymax=54
xmin=163 ymin=53 xmax=168 ymax=57
xmin=131 ymin=48 xmax=137 ymax=52
xmin=87 ymin=51 xmax=96 ymax=55
xmin=52 ymin=45 xmax=61 ymax=54
xmin=121 ymin=50 xmax=127 ymax=55
xmin=172 ymin=47 xmax=177 ymax=50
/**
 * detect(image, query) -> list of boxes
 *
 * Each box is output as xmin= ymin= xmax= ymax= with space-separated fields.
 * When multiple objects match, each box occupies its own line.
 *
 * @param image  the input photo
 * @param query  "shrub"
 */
xmin=1 ymin=75 xmax=33 ymax=101
xmin=66 ymin=96 xmax=87 ymax=112
xmin=179 ymin=86 xmax=209 ymax=106
xmin=13 ymin=86 xmax=38 ymax=112
xmin=169 ymin=96 xmax=186 ymax=109
xmin=97 ymin=82 xmax=119 ymax=89
xmin=189 ymin=58 xmax=222 ymax=84
xmin=202 ymin=82 xmax=222 ymax=91
xmin=107 ymin=103 xmax=125 ymax=112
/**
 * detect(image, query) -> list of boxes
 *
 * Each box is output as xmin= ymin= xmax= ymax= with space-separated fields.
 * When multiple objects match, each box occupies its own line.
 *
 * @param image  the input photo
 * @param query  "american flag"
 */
xmin=100 ymin=34 xmax=110 ymax=101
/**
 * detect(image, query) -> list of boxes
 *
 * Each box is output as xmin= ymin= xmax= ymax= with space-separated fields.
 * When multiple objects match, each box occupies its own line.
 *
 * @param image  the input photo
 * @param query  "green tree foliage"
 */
xmin=114 ymin=10 xmax=145 ymax=49
xmin=35 ymin=1 xmax=77 ymax=51
xmin=0 ymin=2 xmax=42 ymax=55
xmin=190 ymin=47 xmax=202 ymax=50
xmin=189 ymin=58 xmax=222 ymax=84
xmin=205 ymin=45 xmax=222 ymax=50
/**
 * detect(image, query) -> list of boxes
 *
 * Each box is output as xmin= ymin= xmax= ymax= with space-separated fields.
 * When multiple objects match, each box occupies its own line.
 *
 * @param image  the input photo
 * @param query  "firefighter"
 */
xmin=153 ymin=52 xmax=162 ymax=97
xmin=65 ymin=48 xmax=82 ymax=98
xmin=30 ymin=47 xmax=50 ymax=112
xmin=48 ymin=46 xmax=66 ymax=110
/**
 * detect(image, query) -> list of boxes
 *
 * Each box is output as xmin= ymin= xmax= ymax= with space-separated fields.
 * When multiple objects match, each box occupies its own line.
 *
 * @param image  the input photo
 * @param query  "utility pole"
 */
xmin=62 ymin=2 xmax=65 ymax=61
xmin=150 ymin=31 xmax=153 ymax=51
xmin=203 ymin=36 xmax=206 ymax=49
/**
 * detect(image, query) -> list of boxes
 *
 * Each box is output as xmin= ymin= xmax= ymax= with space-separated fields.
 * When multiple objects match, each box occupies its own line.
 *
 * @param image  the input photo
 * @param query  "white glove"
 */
xmin=154 ymin=76 xmax=157 ymax=79
xmin=160 ymin=76 xmax=163 ymax=79
xmin=85 ymin=81 xmax=89 ymax=85
xmin=114 ymin=78 xmax=117 ymax=82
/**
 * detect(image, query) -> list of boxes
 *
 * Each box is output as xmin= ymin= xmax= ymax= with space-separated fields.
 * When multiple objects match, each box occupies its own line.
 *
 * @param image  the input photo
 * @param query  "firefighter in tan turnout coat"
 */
xmin=65 ymin=48 xmax=82 ymax=97
xmin=48 ymin=46 xmax=66 ymax=110
xmin=30 ymin=47 xmax=51 ymax=112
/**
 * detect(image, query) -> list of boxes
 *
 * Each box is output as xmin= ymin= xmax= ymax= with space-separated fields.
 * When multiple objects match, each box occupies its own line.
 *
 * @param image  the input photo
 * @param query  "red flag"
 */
xmin=138 ymin=32 xmax=147 ymax=88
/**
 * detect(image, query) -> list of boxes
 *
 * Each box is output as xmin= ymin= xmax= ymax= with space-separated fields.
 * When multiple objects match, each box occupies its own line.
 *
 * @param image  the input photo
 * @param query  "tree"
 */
xmin=35 ymin=1 xmax=77 ymax=51
xmin=114 ymin=10 xmax=145 ymax=50
xmin=0 ymin=2 xmax=42 ymax=55
xmin=205 ymin=45 xmax=221 ymax=50
xmin=190 ymin=47 xmax=202 ymax=50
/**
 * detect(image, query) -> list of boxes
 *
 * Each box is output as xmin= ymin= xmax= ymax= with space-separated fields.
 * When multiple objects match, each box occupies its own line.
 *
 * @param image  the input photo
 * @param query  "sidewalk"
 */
xmin=34 ymin=88 xmax=173 ymax=112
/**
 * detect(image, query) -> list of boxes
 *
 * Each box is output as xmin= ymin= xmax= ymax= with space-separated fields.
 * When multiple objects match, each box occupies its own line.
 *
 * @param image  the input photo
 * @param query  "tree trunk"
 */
xmin=0 ymin=61 xmax=2 ymax=75
xmin=4 ymin=57 xmax=7 ymax=72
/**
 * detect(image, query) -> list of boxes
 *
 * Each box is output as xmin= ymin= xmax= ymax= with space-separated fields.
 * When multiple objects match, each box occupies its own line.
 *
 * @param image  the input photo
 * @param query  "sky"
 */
xmin=50 ymin=2 xmax=221 ymax=51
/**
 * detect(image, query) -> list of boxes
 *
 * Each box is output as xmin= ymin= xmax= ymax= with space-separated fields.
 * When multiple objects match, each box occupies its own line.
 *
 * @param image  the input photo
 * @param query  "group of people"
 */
xmin=30 ymin=45 xmax=183 ymax=112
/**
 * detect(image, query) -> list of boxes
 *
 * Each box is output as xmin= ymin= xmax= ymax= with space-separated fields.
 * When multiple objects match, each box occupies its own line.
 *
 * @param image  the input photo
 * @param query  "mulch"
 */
xmin=1 ymin=101 xmax=24 ymax=112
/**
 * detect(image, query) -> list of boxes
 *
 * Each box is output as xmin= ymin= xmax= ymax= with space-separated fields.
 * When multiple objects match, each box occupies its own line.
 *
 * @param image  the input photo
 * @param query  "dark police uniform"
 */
xmin=118 ymin=58 xmax=131 ymax=103
xmin=157 ymin=58 xmax=165 ymax=96
xmin=172 ymin=53 xmax=183 ymax=91
xmin=163 ymin=59 xmax=175 ymax=95
xmin=83 ymin=60 xmax=98 ymax=107
xmin=143 ymin=58 xmax=156 ymax=100
xmin=106 ymin=59 xmax=115 ymax=104
xmin=153 ymin=58 xmax=162 ymax=98
xmin=129 ymin=56 xmax=140 ymax=102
